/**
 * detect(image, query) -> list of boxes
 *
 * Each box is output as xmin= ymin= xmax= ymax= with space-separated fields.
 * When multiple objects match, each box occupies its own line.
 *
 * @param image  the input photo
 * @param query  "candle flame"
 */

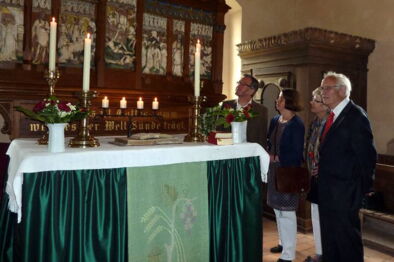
xmin=87 ymin=33 xmax=91 ymax=39
xmin=139 ymin=97 xmax=142 ymax=101
xmin=122 ymin=97 xmax=126 ymax=100
xmin=52 ymin=17 xmax=56 ymax=22
xmin=154 ymin=97 xmax=157 ymax=101
xmin=197 ymin=39 xmax=200 ymax=44
xmin=104 ymin=96 xmax=108 ymax=99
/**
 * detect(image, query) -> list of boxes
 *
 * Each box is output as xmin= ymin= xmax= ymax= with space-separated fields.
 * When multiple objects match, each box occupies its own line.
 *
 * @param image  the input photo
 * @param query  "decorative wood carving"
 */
xmin=238 ymin=27 xmax=375 ymax=55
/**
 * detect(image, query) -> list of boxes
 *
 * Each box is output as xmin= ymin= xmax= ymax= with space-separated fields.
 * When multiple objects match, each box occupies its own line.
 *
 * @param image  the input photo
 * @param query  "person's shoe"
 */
xmin=277 ymin=259 xmax=292 ymax=262
xmin=270 ymin=244 xmax=283 ymax=253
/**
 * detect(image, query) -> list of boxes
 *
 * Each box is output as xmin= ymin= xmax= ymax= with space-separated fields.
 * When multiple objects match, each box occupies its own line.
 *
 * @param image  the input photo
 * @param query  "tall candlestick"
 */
xmin=120 ymin=97 xmax=127 ymax=109
xmin=137 ymin=97 xmax=144 ymax=109
xmin=49 ymin=17 xmax=57 ymax=72
xmin=102 ymin=96 xmax=109 ymax=108
xmin=194 ymin=40 xmax=201 ymax=97
xmin=83 ymin=33 xmax=92 ymax=92
xmin=152 ymin=97 xmax=159 ymax=110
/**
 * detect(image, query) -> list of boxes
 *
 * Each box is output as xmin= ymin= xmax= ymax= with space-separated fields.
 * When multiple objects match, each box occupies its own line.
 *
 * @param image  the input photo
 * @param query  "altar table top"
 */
xmin=6 ymin=137 xmax=269 ymax=222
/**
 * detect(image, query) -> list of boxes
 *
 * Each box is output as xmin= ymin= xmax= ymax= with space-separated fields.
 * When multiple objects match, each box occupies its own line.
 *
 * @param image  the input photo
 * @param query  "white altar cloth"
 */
xmin=6 ymin=137 xmax=269 ymax=222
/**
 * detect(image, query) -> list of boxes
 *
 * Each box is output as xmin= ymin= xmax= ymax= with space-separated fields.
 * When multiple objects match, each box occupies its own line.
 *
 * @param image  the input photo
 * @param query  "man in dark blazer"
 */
xmin=318 ymin=72 xmax=377 ymax=262
xmin=222 ymin=74 xmax=268 ymax=147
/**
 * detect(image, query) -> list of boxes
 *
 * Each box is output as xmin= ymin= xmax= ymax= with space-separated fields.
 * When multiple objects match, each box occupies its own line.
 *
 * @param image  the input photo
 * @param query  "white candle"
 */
xmin=194 ymin=39 xmax=201 ymax=97
xmin=120 ymin=97 xmax=127 ymax=109
xmin=152 ymin=97 xmax=159 ymax=110
xmin=102 ymin=96 xmax=109 ymax=108
xmin=49 ymin=17 xmax=57 ymax=72
xmin=82 ymin=33 xmax=92 ymax=92
xmin=137 ymin=97 xmax=144 ymax=109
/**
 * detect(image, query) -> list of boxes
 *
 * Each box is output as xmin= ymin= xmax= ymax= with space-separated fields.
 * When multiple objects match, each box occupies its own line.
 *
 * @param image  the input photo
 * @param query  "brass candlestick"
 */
xmin=38 ymin=68 xmax=61 ymax=145
xmin=69 ymin=90 xmax=100 ymax=148
xmin=44 ymin=69 xmax=60 ymax=96
xmin=184 ymin=95 xmax=206 ymax=142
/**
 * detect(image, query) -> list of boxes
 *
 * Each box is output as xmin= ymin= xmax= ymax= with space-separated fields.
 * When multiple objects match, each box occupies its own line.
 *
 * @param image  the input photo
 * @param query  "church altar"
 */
xmin=1 ymin=138 xmax=269 ymax=262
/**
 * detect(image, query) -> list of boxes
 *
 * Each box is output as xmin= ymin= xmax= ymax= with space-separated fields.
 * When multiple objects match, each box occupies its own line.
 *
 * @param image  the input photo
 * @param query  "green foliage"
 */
xmin=15 ymin=96 xmax=88 ymax=124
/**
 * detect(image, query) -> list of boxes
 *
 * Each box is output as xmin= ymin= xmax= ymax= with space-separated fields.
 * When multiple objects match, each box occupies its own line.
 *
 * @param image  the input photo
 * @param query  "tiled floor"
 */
xmin=262 ymin=218 xmax=394 ymax=262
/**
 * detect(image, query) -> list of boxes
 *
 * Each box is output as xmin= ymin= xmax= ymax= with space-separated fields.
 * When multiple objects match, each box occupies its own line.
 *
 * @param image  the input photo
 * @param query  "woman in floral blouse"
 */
xmin=303 ymin=87 xmax=330 ymax=262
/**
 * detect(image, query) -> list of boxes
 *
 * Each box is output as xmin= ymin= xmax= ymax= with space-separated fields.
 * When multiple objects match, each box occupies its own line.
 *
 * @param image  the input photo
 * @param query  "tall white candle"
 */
xmin=152 ymin=97 xmax=159 ymax=110
xmin=49 ymin=17 xmax=57 ymax=72
xmin=82 ymin=33 xmax=92 ymax=92
xmin=102 ymin=96 xmax=109 ymax=108
xmin=120 ymin=97 xmax=127 ymax=109
xmin=137 ymin=97 xmax=144 ymax=109
xmin=194 ymin=39 xmax=201 ymax=97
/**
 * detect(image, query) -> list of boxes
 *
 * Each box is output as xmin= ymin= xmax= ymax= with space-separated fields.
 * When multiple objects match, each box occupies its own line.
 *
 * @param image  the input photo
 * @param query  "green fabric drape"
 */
xmin=19 ymin=168 xmax=127 ymax=262
xmin=208 ymin=156 xmax=262 ymax=262
xmin=127 ymin=162 xmax=209 ymax=262
xmin=0 ymin=195 xmax=16 ymax=262
xmin=0 ymin=156 xmax=263 ymax=262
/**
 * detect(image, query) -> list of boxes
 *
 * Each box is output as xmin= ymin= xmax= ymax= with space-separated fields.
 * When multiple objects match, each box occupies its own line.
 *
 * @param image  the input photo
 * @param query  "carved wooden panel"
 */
xmin=0 ymin=0 xmax=229 ymax=139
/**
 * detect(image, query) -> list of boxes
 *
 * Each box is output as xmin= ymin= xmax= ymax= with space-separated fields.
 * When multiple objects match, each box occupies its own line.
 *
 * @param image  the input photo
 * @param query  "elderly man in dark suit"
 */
xmin=318 ymin=72 xmax=377 ymax=262
xmin=222 ymin=74 xmax=268 ymax=147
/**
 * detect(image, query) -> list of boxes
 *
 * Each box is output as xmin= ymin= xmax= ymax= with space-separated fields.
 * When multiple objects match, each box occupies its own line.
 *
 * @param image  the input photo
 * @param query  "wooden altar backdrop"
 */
xmin=0 ymin=0 xmax=229 ymax=139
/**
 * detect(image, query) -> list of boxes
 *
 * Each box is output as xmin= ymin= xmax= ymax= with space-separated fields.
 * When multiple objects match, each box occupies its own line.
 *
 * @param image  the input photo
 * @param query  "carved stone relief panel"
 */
xmin=0 ymin=0 xmax=24 ymax=63
xmin=105 ymin=0 xmax=136 ymax=69
xmin=58 ymin=0 xmax=96 ymax=66
xmin=172 ymin=20 xmax=184 ymax=77
xmin=142 ymin=13 xmax=167 ymax=75
xmin=189 ymin=23 xmax=212 ymax=79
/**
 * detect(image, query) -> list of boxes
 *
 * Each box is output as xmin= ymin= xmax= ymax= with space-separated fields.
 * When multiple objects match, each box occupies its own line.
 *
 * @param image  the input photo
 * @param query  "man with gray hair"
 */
xmin=318 ymin=72 xmax=376 ymax=262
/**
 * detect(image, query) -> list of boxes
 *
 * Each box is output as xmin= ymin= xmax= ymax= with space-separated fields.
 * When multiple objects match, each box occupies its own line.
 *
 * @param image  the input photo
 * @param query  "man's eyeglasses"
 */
xmin=319 ymin=85 xmax=340 ymax=91
xmin=237 ymin=81 xmax=252 ymax=88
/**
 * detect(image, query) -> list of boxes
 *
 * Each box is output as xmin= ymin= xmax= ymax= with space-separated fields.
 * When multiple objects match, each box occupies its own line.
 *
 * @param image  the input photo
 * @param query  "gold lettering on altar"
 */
xmin=29 ymin=123 xmax=46 ymax=132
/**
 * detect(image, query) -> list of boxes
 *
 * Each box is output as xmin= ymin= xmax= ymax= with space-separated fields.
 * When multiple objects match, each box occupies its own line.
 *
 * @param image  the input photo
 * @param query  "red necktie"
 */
xmin=321 ymin=111 xmax=335 ymax=141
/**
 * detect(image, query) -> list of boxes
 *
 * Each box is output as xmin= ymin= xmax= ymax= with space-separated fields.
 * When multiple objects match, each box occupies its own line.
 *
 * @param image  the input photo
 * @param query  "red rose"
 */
xmin=58 ymin=101 xmax=71 ymax=112
xmin=33 ymin=101 xmax=46 ymax=113
xmin=225 ymin=113 xmax=235 ymax=123
xmin=308 ymin=151 xmax=315 ymax=159
xmin=243 ymin=109 xmax=250 ymax=119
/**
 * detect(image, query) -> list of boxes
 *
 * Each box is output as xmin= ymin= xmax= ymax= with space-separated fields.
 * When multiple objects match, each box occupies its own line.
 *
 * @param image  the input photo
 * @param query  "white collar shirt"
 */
xmin=332 ymin=97 xmax=350 ymax=122
xmin=236 ymin=99 xmax=253 ymax=110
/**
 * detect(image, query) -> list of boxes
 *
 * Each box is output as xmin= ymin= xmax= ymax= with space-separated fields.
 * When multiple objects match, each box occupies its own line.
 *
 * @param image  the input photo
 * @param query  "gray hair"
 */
xmin=322 ymin=71 xmax=352 ymax=98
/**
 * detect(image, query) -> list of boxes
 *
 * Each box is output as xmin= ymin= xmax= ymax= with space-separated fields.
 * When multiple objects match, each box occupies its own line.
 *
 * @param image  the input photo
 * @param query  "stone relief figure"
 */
xmin=172 ymin=37 xmax=183 ymax=76
xmin=33 ymin=0 xmax=50 ymax=10
xmin=189 ymin=23 xmax=213 ymax=79
xmin=105 ymin=5 xmax=136 ymax=69
xmin=32 ymin=15 xmax=49 ymax=64
xmin=142 ymin=13 xmax=167 ymax=75
xmin=0 ymin=9 xmax=17 ymax=61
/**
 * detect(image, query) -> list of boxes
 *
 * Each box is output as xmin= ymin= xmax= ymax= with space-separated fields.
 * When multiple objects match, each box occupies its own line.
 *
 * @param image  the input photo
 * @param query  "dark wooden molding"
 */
xmin=237 ymin=27 xmax=375 ymax=56
xmin=0 ymin=102 xmax=11 ymax=135
xmin=378 ymin=154 xmax=394 ymax=166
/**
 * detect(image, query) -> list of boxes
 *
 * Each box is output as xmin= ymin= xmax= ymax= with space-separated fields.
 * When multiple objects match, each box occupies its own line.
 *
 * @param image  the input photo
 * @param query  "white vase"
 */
xmin=231 ymin=121 xmax=247 ymax=144
xmin=47 ymin=123 xmax=67 ymax=153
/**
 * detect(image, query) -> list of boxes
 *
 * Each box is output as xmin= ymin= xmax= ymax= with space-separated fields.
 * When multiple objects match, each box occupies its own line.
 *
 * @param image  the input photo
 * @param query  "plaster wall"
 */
xmin=234 ymin=0 xmax=394 ymax=154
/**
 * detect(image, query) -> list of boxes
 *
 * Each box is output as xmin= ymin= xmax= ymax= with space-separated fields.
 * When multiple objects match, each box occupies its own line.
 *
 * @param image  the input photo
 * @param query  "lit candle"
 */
xmin=137 ymin=97 xmax=144 ymax=109
xmin=120 ymin=97 xmax=127 ymax=109
xmin=49 ymin=17 xmax=57 ymax=72
xmin=102 ymin=96 xmax=109 ymax=108
xmin=194 ymin=39 xmax=201 ymax=97
xmin=152 ymin=97 xmax=159 ymax=110
xmin=82 ymin=33 xmax=92 ymax=92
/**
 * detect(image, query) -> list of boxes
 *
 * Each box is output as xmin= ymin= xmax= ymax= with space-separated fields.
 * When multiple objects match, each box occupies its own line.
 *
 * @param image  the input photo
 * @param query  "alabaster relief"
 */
xmin=172 ymin=20 xmax=184 ymax=77
xmin=105 ymin=0 xmax=136 ymax=69
xmin=58 ymin=0 xmax=96 ymax=66
xmin=30 ymin=0 xmax=50 ymax=65
xmin=0 ymin=0 xmax=24 ymax=62
xmin=189 ymin=23 xmax=212 ymax=79
xmin=142 ymin=13 xmax=167 ymax=75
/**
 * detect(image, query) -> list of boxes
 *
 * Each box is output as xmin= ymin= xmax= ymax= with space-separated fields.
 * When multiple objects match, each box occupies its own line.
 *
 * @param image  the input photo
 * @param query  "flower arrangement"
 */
xmin=15 ymin=96 xmax=88 ymax=124
xmin=200 ymin=104 xmax=257 ymax=135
